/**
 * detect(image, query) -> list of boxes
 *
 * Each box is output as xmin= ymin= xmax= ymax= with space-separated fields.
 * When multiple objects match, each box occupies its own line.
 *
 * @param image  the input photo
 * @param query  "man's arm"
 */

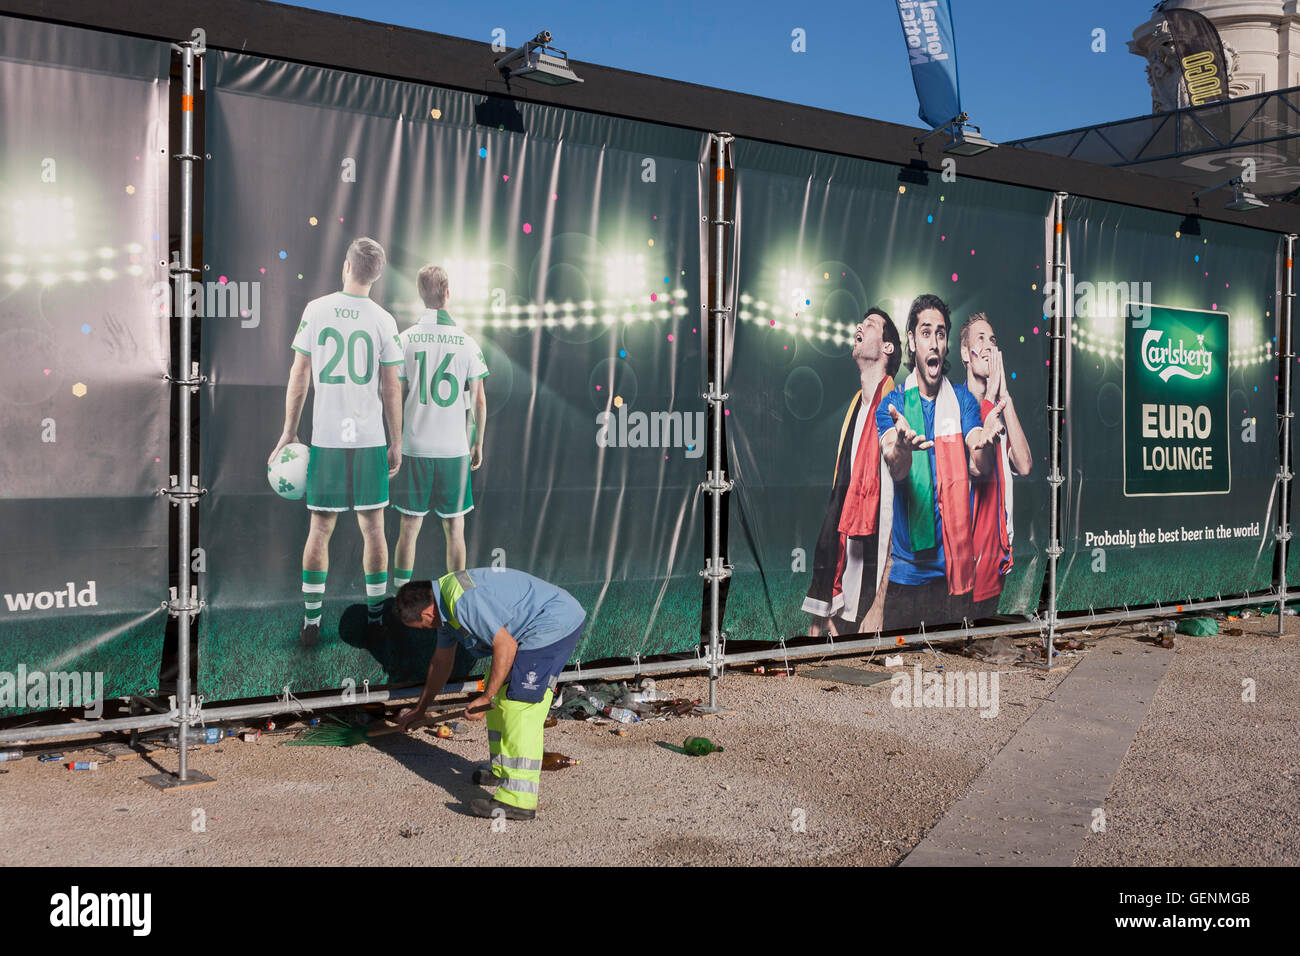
xmin=396 ymin=643 xmax=457 ymax=732
xmin=1001 ymin=394 xmax=1032 ymax=476
xmin=268 ymin=350 xmax=311 ymax=464
xmin=470 ymin=377 xmax=486 ymax=470
xmin=381 ymin=363 xmax=403 ymax=477
xmin=464 ymin=627 xmax=517 ymax=719
xmin=965 ymin=398 xmax=1007 ymax=478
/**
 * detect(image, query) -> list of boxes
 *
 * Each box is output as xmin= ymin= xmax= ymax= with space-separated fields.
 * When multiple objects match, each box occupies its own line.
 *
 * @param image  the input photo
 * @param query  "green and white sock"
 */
xmin=302 ymin=569 xmax=327 ymax=627
xmin=392 ymin=568 xmax=413 ymax=593
xmin=366 ymin=571 xmax=387 ymax=623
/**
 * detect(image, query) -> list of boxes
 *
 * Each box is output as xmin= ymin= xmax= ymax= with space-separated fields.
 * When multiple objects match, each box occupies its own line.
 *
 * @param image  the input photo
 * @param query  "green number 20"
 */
xmin=414 ymin=351 xmax=459 ymax=407
xmin=319 ymin=328 xmax=374 ymax=385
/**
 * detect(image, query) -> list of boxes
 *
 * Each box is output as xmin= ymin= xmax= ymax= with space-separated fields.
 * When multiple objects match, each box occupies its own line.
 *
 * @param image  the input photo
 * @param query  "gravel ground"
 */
xmin=1074 ymin=613 xmax=1300 ymax=866
xmin=2 ymin=617 xmax=1292 ymax=867
xmin=0 ymin=644 xmax=1068 ymax=866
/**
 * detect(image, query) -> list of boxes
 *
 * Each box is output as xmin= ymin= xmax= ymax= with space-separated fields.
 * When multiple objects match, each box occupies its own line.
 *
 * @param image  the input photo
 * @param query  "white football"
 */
xmin=268 ymin=442 xmax=309 ymax=500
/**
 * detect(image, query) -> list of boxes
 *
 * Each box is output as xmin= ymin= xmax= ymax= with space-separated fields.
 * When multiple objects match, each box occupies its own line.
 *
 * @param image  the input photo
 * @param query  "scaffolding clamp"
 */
xmin=700 ymin=471 xmax=734 ymax=495
xmin=699 ymin=558 xmax=732 ymax=582
xmin=703 ymin=386 xmax=730 ymax=403
xmin=158 ymin=474 xmax=207 ymax=505
xmin=163 ymin=585 xmax=204 ymax=618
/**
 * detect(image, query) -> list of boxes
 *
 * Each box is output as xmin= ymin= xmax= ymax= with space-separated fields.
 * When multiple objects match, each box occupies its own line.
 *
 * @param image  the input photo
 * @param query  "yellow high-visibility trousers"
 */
xmin=485 ymin=685 xmax=552 ymax=810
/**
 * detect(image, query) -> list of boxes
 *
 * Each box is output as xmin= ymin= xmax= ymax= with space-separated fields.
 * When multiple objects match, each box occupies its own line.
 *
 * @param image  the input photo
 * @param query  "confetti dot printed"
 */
xmin=279 ymin=251 xmax=287 ymax=259
xmin=72 ymin=383 xmax=86 ymax=397
xmin=80 ymin=324 xmax=90 ymax=334
xmin=522 ymin=223 xmax=532 ymax=234
xmin=619 ymin=350 xmax=626 ymax=358
xmin=219 ymin=275 xmax=228 ymax=284
xmin=479 ymin=147 xmax=487 ymax=158
xmin=613 ymin=395 xmax=623 ymax=408
xmin=648 ymin=239 xmax=654 ymax=247
xmin=125 ymin=185 xmax=135 ymax=195
xmin=951 ymin=273 xmax=958 ymax=282
xmin=309 ymin=217 xmax=318 ymax=226
xmin=430 ymin=109 xmax=442 ymax=120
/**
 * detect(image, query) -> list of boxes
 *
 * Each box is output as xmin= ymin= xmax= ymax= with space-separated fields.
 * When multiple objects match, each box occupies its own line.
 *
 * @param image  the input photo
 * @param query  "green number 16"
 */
xmin=414 ymin=350 xmax=459 ymax=407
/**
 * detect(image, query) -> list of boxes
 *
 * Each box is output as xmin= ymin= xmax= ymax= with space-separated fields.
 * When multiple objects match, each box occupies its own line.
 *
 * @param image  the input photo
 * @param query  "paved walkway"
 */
xmin=901 ymin=641 xmax=1173 ymax=866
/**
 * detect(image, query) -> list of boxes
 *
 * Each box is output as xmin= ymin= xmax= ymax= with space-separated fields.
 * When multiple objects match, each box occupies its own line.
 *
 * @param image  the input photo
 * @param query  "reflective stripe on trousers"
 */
xmin=485 ymin=685 xmax=552 ymax=810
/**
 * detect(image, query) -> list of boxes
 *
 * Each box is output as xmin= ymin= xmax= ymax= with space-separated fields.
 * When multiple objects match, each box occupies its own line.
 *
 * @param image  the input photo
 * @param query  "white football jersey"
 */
xmin=398 ymin=309 xmax=489 ymax=458
xmin=291 ymin=291 xmax=403 ymax=448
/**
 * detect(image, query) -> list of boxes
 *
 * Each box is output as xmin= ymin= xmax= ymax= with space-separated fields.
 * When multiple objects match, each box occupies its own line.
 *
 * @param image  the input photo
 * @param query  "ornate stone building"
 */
xmin=1130 ymin=0 xmax=1300 ymax=111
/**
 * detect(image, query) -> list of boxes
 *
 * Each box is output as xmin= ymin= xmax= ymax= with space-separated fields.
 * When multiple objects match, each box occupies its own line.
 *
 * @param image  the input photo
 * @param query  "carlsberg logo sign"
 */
xmin=1124 ymin=305 xmax=1229 ymax=497
xmin=1141 ymin=329 xmax=1213 ymax=382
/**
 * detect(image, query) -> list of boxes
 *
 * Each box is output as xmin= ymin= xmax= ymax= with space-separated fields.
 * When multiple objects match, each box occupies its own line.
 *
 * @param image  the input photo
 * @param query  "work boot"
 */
xmin=300 ymin=622 xmax=320 ymax=648
xmin=468 ymin=797 xmax=535 ymax=821
xmin=472 ymin=763 xmax=500 ymax=787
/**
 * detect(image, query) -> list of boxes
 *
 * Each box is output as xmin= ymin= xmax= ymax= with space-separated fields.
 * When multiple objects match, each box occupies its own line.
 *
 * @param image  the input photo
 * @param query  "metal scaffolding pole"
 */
xmin=1044 ymin=192 xmax=1068 ymax=664
xmin=147 ymin=38 xmax=209 ymax=790
xmin=1279 ymin=235 xmax=1296 ymax=634
xmin=700 ymin=132 xmax=734 ymax=710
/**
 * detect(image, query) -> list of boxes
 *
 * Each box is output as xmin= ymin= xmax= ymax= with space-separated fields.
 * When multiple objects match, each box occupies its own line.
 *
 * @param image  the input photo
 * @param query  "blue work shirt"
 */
xmin=874 ymin=381 xmax=981 ymax=584
xmin=434 ymin=568 xmax=586 ymax=659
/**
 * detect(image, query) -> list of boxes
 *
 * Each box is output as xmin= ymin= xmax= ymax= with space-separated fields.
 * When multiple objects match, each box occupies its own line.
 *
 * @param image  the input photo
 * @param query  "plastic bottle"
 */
xmin=602 ymin=705 xmax=639 ymax=724
xmin=682 ymin=736 xmax=723 ymax=756
xmin=541 ymin=752 xmax=578 ymax=771
xmin=67 ymin=761 xmax=98 ymax=771
xmin=0 ymin=750 xmax=22 ymax=762
xmin=192 ymin=727 xmax=221 ymax=744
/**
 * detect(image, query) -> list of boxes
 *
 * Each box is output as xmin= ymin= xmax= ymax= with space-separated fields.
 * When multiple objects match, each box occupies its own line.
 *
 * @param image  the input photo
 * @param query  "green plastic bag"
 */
xmin=1176 ymin=617 xmax=1219 ymax=636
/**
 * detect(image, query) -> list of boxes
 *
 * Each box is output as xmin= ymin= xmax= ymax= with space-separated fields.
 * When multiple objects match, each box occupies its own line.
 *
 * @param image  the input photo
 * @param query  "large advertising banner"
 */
xmin=198 ymin=52 xmax=707 ymax=701
xmin=1058 ymin=198 xmax=1281 ymax=611
xmin=723 ymin=138 xmax=1052 ymax=641
xmin=0 ymin=18 xmax=170 ymax=715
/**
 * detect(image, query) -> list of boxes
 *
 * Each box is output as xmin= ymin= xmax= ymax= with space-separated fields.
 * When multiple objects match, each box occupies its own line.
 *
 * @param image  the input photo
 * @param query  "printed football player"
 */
xmin=390 ymin=265 xmax=488 ymax=592
xmin=802 ymin=309 xmax=901 ymax=637
xmin=876 ymin=293 xmax=1006 ymax=629
xmin=960 ymin=312 xmax=1032 ymax=618
xmin=268 ymin=237 xmax=404 ymax=647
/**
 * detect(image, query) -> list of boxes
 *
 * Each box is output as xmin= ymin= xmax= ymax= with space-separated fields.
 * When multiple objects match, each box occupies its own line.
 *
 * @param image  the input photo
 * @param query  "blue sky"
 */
xmin=283 ymin=0 xmax=1160 ymax=141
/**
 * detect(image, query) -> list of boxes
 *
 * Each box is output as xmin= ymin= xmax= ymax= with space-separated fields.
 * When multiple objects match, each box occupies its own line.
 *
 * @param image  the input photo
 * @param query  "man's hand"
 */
xmin=971 ymin=398 xmax=1008 ymax=452
xmin=464 ymin=694 xmax=494 ymax=721
xmin=985 ymin=347 xmax=1005 ymax=404
xmin=387 ymin=443 xmax=402 ymax=478
xmin=888 ymin=405 xmax=935 ymax=453
xmin=395 ymin=706 xmax=425 ymax=734
xmin=268 ymin=433 xmax=299 ymax=467
xmin=470 ymin=444 xmax=483 ymax=471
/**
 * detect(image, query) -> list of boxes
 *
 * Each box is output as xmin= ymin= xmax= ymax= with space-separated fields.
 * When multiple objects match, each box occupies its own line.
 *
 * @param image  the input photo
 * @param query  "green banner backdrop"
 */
xmin=1057 ymin=198 xmax=1282 ymax=611
xmin=0 ymin=17 xmax=170 ymax=716
xmin=197 ymin=51 xmax=708 ymax=701
xmin=722 ymin=138 xmax=1053 ymax=640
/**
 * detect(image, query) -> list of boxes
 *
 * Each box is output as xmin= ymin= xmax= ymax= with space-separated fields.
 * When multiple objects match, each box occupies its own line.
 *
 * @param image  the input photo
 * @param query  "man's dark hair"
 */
xmin=905 ymin=293 xmax=952 ymax=375
xmin=866 ymin=308 xmax=902 ymax=380
xmin=394 ymin=580 xmax=437 ymax=625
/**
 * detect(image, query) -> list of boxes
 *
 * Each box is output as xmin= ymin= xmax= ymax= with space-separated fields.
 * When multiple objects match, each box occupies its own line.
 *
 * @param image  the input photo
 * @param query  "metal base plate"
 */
xmin=140 ymin=770 xmax=216 ymax=792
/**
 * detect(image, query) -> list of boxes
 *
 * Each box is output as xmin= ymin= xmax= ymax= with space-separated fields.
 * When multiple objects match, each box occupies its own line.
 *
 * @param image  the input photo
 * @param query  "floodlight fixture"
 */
xmin=495 ymin=31 xmax=584 ymax=87
xmin=1193 ymin=176 xmax=1268 ymax=213
xmin=914 ymin=112 xmax=997 ymax=157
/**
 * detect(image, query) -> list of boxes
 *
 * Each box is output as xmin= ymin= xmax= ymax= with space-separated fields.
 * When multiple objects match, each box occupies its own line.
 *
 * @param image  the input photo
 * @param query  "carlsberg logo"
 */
xmin=1141 ymin=329 xmax=1213 ymax=383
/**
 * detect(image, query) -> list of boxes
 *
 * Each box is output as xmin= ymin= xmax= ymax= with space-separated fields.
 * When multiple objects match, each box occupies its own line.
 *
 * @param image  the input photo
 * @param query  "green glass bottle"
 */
xmin=683 ymin=736 xmax=724 ymax=756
